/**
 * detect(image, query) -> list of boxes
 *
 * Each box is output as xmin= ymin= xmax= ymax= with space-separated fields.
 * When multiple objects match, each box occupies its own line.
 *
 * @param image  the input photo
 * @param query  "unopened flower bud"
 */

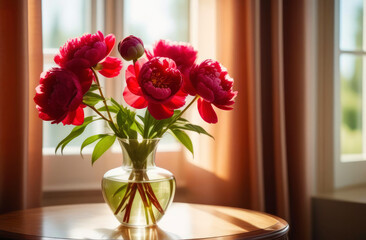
xmin=118 ymin=35 xmax=144 ymax=61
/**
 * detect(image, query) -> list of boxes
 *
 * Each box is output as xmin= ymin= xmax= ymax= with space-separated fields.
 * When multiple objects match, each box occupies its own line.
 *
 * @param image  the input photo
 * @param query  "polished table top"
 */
xmin=0 ymin=203 xmax=289 ymax=239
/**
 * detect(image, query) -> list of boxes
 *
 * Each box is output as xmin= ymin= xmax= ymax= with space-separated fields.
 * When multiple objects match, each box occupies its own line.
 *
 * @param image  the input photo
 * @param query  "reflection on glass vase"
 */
xmin=102 ymin=138 xmax=176 ymax=227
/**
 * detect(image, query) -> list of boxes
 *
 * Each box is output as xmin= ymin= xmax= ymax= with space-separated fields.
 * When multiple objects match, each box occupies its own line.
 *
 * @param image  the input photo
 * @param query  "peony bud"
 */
xmin=118 ymin=35 xmax=144 ymax=61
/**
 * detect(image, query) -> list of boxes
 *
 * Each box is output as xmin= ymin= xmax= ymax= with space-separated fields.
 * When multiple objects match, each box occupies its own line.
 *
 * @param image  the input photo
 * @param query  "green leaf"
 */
xmin=125 ymin=111 xmax=138 ymax=139
xmin=80 ymin=134 xmax=109 ymax=157
xmin=114 ymin=109 xmax=137 ymax=138
xmin=108 ymin=121 xmax=125 ymax=138
xmin=110 ymin=97 xmax=123 ymax=111
xmin=149 ymin=118 xmax=170 ymax=138
xmin=97 ymin=105 xmax=119 ymax=113
xmin=137 ymin=115 xmax=145 ymax=123
xmin=55 ymin=116 xmax=94 ymax=154
xmin=172 ymin=123 xmax=214 ymax=139
xmin=131 ymin=121 xmax=143 ymax=136
xmin=142 ymin=110 xmax=158 ymax=138
xmin=92 ymin=135 xmax=116 ymax=164
xmin=113 ymin=184 xmax=128 ymax=197
xmin=84 ymin=91 xmax=103 ymax=98
xmin=83 ymin=92 xmax=104 ymax=106
xmin=170 ymin=129 xmax=194 ymax=156
xmin=60 ymin=128 xmax=85 ymax=154
xmin=116 ymin=110 xmax=125 ymax=128
xmin=177 ymin=117 xmax=189 ymax=123
xmin=172 ymin=110 xmax=182 ymax=117
xmin=88 ymin=84 xmax=99 ymax=92
xmin=126 ymin=110 xmax=136 ymax=125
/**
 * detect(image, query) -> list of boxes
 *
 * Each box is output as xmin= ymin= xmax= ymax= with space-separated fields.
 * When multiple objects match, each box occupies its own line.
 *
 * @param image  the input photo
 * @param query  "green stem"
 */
xmin=137 ymin=184 xmax=155 ymax=224
xmin=90 ymin=67 xmax=114 ymax=123
xmin=143 ymin=110 xmax=150 ymax=139
xmin=83 ymin=102 xmax=112 ymax=123
xmin=159 ymin=95 xmax=199 ymax=137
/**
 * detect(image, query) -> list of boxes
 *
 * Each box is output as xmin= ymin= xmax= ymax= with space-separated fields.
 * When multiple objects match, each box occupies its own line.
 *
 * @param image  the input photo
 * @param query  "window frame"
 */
xmin=317 ymin=0 xmax=366 ymax=192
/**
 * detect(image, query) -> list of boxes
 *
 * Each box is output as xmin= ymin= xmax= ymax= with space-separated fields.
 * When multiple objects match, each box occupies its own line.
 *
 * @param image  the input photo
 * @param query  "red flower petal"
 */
xmin=126 ymin=75 xmax=143 ymax=95
xmin=125 ymin=64 xmax=136 ymax=80
xmin=104 ymin=34 xmax=116 ymax=57
xmin=182 ymin=73 xmax=196 ymax=96
xmin=98 ymin=57 xmax=122 ymax=78
xmin=190 ymin=59 xmax=236 ymax=111
xmin=96 ymin=30 xmax=104 ymax=40
xmin=55 ymin=31 xmax=110 ymax=69
xmin=197 ymin=98 xmax=218 ymax=124
xmin=35 ymin=68 xmax=84 ymax=125
xmin=64 ymin=58 xmax=90 ymax=70
xmin=73 ymin=68 xmax=94 ymax=94
xmin=61 ymin=106 xmax=85 ymax=125
xmin=138 ymin=57 xmax=182 ymax=103
xmin=125 ymin=58 xmax=147 ymax=80
xmin=148 ymin=39 xmax=197 ymax=72
xmin=143 ymin=82 xmax=172 ymax=100
xmin=34 ymin=85 xmax=47 ymax=101
xmin=123 ymin=87 xmax=148 ymax=109
xmin=145 ymin=49 xmax=153 ymax=59
xmin=125 ymin=59 xmax=149 ymax=96
xmin=38 ymin=111 xmax=53 ymax=121
xmin=148 ymin=102 xmax=174 ymax=120
xmin=214 ymin=104 xmax=233 ymax=110
xmin=164 ymin=90 xmax=187 ymax=109
xmin=135 ymin=58 xmax=148 ymax=77
xmin=196 ymin=81 xmax=214 ymax=102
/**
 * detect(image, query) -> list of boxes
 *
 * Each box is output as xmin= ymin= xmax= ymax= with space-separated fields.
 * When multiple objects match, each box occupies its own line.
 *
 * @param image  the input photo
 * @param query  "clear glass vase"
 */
xmin=102 ymin=138 xmax=176 ymax=227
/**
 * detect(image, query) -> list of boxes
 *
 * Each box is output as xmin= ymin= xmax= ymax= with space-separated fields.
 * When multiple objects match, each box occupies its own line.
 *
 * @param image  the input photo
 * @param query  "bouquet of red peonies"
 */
xmin=34 ymin=31 xmax=237 ymax=226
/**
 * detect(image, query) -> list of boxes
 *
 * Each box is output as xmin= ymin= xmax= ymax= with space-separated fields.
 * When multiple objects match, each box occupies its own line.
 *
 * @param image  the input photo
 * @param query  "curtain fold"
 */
xmin=184 ymin=0 xmax=313 ymax=239
xmin=26 ymin=0 xmax=43 ymax=209
xmin=282 ymin=0 xmax=312 ymax=238
xmin=260 ymin=0 xmax=290 ymax=222
xmin=0 ymin=0 xmax=43 ymax=214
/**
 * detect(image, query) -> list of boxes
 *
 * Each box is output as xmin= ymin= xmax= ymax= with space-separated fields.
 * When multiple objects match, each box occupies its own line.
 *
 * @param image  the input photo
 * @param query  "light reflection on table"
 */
xmin=0 ymin=203 xmax=289 ymax=239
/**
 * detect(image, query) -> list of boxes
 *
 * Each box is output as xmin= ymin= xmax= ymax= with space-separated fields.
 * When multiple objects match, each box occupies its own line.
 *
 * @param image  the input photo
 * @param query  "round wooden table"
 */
xmin=0 ymin=203 xmax=288 ymax=239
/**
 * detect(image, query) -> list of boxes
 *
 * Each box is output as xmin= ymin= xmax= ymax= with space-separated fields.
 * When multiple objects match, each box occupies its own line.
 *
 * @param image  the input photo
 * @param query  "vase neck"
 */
xmin=118 ymin=138 xmax=160 ymax=170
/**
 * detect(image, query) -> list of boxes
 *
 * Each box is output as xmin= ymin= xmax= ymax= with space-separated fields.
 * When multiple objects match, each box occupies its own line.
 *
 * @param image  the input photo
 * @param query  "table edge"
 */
xmin=0 ymin=202 xmax=289 ymax=240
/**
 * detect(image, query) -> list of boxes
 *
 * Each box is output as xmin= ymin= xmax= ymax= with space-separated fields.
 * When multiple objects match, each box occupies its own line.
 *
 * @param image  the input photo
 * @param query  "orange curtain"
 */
xmin=0 ymin=0 xmax=43 ymax=213
xmin=184 ymin=0 xmax=313 ymax=239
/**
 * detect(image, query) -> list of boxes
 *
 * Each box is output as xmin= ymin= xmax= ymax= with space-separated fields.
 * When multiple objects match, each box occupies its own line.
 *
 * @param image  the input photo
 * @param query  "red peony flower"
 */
xmin=72 ymin=68 xmax=95 ymax=94
xmin=189 ymin=59 xmax=237 ymax=124
xmin=123 ymin=57 xmax=187 ymax=120
xmin=118 ymin=35 xmax=145 ymax=61
xmin=34 ymin=68 xmax=87 ymax=125
xmin=54 ymin=31 xmax=122 ymax=78
xmin=146 ymin=39 xmax=197 ymax=94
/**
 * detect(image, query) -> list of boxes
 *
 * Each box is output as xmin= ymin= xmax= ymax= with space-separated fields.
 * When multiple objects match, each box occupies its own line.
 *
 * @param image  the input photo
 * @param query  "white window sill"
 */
xmin=43 ymin=142 xmax=181 ymax=156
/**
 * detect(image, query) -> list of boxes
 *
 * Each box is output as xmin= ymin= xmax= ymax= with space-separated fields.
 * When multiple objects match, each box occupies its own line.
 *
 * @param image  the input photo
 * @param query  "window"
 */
xmin=338 ymin=0 xmax=364 ymax=161
xmin=41 ymin=0 xmax=192 ymax=191
xmin=317 ymin=0 xmax=366 ymax=191
xmin=334 ymin=0 xmax=366 ymax=188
